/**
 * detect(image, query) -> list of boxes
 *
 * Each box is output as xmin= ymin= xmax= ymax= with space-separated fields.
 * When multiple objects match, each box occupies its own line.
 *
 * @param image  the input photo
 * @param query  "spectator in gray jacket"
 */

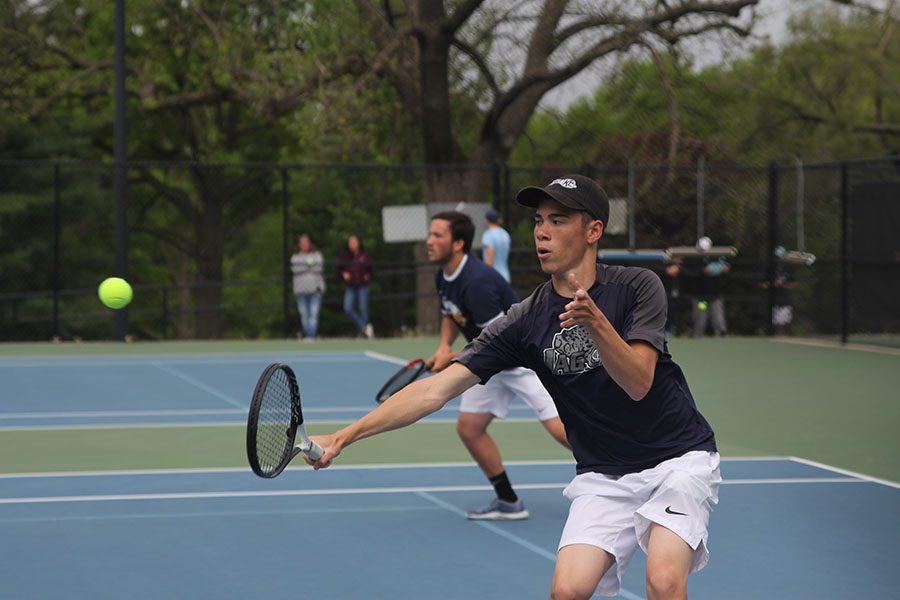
xmin=291 ymin=234 xmax=325 ymax=340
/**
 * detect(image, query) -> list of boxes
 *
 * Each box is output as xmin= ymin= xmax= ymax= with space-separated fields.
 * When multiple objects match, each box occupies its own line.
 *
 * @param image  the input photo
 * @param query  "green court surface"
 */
xmin=1 ymin=336 xmax=898 ymax=483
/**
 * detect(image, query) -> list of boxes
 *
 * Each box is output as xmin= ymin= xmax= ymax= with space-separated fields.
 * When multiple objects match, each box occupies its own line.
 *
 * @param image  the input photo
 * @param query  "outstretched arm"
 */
xmin=306 ymin=362 xmax=480 ymax=469
xmin=426 ymin=315 xmax=460 ymax=371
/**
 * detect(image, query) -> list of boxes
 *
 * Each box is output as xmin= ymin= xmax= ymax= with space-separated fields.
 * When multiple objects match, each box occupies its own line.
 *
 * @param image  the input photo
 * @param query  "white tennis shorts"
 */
xmin=773 ymin=305 xmax=793 ymax=326
xmin=558 ymin=451 xmax=721 ymax=597
xmin=460 ymin=367 xmax=558 ymax=422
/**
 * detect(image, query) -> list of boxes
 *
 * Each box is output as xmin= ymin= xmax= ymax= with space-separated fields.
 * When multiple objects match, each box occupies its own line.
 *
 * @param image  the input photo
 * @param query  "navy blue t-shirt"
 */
xmin=456 ymin=264 xmax=717 ymax=476
xmin=435 ymin=255 xmax=520 ymax=342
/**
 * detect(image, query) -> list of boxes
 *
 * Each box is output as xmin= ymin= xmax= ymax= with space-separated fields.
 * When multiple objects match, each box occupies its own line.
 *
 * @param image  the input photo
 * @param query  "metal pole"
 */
xmin=491 ymin=162 xmax=501 ymax=209
xmin=161 ymin=287 xmax=169 ymax=340
xmin=767 ymin=161 xmax=779 ymax=337
xmin=840 ymin=162 xmax=849 ymax=344
xmin=501 ymin=162 xmax=511 ymax=224
xmin=796 ymin=158 xmax=805 ymax=252
xmin=52 ymin=164 xmax=61 ymax=338
xmin=282 ymin=168 xmax=291 ymax=339
xmin=697 ymin=156 xmax=705 ymax=241
xmin=113 ymin=0 xmax=129 ymax=340
xmin=627 ymin=160 xmax=636 ymax=251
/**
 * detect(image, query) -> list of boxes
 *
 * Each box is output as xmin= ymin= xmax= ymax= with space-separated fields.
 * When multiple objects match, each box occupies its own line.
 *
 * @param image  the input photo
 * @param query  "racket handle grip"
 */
xmin=302 ymin=440 xmax=324 ymax=461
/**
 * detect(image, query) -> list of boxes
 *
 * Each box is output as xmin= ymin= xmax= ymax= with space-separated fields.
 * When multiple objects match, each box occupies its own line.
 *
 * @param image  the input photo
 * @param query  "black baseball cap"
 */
xmin=515 ymin=174 xmax=610 ymax=224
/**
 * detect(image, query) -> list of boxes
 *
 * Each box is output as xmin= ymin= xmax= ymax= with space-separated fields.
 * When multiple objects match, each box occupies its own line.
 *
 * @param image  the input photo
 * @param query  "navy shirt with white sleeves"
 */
xmin=455 ymin=264 xmax=717 ymax=476
xmin=435 ymin=254 xmax=519 ymax=342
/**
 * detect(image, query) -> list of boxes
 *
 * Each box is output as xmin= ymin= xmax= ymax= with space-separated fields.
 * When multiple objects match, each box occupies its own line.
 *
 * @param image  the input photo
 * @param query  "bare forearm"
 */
xmin=334 ymin=363 xmax=477 ymax=448
xmin=438 ymin=316 xmax=459 ymax=350
xmin=588 ymin=319 xmax=655 ymax=401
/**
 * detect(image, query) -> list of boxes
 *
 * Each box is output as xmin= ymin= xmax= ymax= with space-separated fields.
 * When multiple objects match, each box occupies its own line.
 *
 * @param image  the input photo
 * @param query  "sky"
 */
xmin=539 ymin=0 xmax=881 ymax=110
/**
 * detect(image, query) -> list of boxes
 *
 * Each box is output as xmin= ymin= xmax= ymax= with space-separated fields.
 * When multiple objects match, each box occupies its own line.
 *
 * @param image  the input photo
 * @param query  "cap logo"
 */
xmin=549 ymin=178 xmax=577 ymax=189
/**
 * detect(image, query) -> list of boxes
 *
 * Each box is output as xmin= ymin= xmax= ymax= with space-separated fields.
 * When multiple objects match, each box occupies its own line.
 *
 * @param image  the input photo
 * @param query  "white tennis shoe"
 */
xmin=466 ymin=497 xmax=529 ymax=520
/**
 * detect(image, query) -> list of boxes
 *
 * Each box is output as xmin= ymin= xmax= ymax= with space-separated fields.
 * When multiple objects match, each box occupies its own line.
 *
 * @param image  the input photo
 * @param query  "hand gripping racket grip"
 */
xmin=296 ymin=440 xmax=324 ymax=461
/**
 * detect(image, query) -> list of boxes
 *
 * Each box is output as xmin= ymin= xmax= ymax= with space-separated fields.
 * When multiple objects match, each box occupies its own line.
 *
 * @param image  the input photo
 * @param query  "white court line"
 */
xmin=0 ymin=405 xmax=374 ymax=419
xmin=0 ymin=417 xmax=483 ymax=432
xmin=416 ymin=491 xmax=558 ymax=561
xmin=789 ymin=456 xmax=900 ymax=489
xmin=151 ymin=362 xmax=246 ymax=409
xmin=414 ymin=492 xmax=646 ymax=600
xmin=0 ymin=456 xmax=856 ymax=479
xmin=0 ymin=478 xmax=867 ymax=505
xmin=0 ymin=505 xmax=441 ymax=524
xmin=0 ymin=483 xmax=514 ymax=505
xmin=772 ymin=337 xmax=900 ymax=356
xmin=0 ymin=409 xmax=245 ymax=419
xmin=0 ymin=459 xmax=576 ymax=479
xmin=0 ymin=353 xmax=378 ymax=368
xmin=363 ymin=350 xmax=409 ymax=366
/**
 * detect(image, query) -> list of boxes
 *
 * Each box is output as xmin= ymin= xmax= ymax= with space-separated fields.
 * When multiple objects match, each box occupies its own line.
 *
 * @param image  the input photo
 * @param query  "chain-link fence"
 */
xmin=1 ymin=158 xmax=897 ymax=344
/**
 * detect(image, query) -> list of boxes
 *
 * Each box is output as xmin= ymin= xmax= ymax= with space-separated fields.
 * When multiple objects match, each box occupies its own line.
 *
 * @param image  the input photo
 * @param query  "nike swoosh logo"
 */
xmin=665 ymin=506 xmax=688 ymax=516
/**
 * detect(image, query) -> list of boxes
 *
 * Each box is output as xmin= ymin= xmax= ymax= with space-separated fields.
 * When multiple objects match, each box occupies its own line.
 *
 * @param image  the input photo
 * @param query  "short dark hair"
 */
xmin=431 ymin=211 xmax=475 ymax=254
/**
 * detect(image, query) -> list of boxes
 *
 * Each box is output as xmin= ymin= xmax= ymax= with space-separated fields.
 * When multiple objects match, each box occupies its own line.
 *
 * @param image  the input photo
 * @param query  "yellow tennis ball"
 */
xmin=98 ymin=277 xmax=133 ymax=309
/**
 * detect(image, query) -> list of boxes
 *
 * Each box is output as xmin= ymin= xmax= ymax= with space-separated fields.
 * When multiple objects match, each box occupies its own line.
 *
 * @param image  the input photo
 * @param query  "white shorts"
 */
xmin=773 ymin=305 xmax=793 ymax=326
xmin=558 ymin=451 xmax=721 ymax=597
xmin=460 ymin=367 xmax=558 ymax=422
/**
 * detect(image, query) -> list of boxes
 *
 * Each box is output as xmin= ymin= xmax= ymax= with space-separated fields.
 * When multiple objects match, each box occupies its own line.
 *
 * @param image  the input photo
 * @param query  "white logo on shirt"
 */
xmin=441 ymin=298 xmax=467 ymax=329
xmin=549 ymin=178 xmax=577 ymax=189
xmin=543 ymin=325 xmax=601 ymax=375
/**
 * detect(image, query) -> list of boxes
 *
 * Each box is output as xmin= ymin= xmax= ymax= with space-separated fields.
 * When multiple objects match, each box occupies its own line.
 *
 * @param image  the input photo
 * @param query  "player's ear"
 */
xmin=586 ymin=219 xmax=603 ymax=244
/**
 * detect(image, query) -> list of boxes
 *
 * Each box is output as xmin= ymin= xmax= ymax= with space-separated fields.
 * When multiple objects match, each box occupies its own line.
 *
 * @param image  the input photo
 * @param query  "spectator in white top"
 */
xmin=481 ymin=208 xmax=512 ymax=283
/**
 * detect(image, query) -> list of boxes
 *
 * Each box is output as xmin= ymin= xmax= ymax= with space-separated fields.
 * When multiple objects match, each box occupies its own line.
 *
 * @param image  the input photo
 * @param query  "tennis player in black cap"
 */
xmin=308 ymin=174 xmax=721 ymax=600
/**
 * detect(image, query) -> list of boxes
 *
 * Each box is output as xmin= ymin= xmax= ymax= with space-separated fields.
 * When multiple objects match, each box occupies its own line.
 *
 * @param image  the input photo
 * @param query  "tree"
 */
xmin=1 ymin=0 xmax=384 ymax=338
xmin=725 ymin=4 xmax=900 ymax=160
xmin=339 ymin=0 xmax=761 ymax=328
xmin=345 ymin=1 xmax=758 ymax=197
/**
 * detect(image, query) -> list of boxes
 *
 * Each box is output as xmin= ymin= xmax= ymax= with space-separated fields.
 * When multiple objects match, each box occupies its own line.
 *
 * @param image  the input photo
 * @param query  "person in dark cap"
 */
xmin=305 ymin=174 xmax=720 ymax=600
xmin=481 ymin=207 xmax=512 ymax=282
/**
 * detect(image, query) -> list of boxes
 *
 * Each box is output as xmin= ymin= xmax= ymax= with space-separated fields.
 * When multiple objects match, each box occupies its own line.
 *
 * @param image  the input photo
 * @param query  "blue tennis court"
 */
xmin=0 ymin=351 xmax=479 ymax=428
xmin=0 ymin=459 xmax=898 ymax=599
xmin=0 ymin=343 xmax=898 ymax=599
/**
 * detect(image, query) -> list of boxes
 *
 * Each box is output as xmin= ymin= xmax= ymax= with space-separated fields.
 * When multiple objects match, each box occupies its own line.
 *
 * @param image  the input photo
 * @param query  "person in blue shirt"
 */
xmin=307 ymin=175 xmax=720 ymax=600
xmin=481 ymin=208 xmax=512 ymax=282
xmin=425 ymin=211 xmax=569 ymax=520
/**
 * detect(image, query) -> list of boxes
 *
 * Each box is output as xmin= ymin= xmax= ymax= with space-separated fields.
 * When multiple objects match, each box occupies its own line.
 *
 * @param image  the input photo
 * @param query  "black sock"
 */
xmin=488 ymin=471 xmax=518 ymax=503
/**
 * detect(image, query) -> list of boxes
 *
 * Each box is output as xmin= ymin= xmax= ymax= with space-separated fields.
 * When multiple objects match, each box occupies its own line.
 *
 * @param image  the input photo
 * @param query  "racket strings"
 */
xmin=255 ymin=368 xmax=294 ymax=474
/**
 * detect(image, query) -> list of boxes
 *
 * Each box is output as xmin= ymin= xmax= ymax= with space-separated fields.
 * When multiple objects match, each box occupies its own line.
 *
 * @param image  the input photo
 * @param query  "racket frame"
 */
xmin=375 ymin=358 xmax=427 ymax=403
xmin=246 ymin=363 xmax=323 ymax=479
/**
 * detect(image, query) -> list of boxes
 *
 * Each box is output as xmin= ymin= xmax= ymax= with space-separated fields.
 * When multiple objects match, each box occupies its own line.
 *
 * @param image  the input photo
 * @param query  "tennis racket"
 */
xmin=375 ymin=358 xmax=428 ymax=404
xmin=246 ymin=363 xmax=323 ymax=478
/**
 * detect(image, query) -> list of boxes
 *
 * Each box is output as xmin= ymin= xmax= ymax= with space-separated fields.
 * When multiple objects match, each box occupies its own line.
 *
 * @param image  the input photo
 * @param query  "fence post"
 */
xmin=113 ymin=0 xmax=129 ymax=341
xmin=501 ymin=162 xmax=510 ymax=224
xmin=696 ymin=156 xmax=705 ymax=241
xmin=52 ymin=163 xmax=61 ymax=338
xmin=840 ymin=162 xmax=849 ymax=344
xmin=627 ymin=160 xmax=636 ymax=251
xmin=161 ymin=287 xmax=169 ymax=340
xmin=491 ymin=162 xmax=502 ymax=224
xmin=282 ymin=168 xmax=291 ymax=339
xmin=767 ymin=161 xmax=779 ymax=336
